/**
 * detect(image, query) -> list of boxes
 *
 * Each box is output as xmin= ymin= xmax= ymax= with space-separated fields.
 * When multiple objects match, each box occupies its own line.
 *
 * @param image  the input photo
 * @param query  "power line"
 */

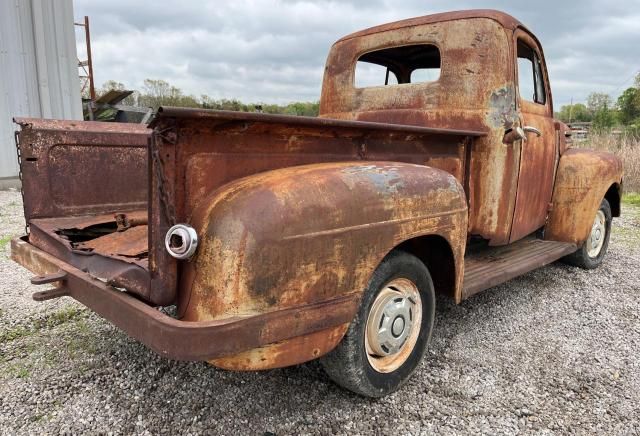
xmin=610 ymin=68 xmax=639 ymax=95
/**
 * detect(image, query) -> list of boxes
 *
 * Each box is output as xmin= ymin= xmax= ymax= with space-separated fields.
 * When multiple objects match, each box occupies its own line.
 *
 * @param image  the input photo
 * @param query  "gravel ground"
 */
xmin=1 ymin=189 xmax=639 ymax=435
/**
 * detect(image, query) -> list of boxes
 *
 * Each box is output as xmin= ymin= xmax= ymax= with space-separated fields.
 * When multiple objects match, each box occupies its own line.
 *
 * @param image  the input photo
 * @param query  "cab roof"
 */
xmin=337 ymin=9 xmax=525 ymax=43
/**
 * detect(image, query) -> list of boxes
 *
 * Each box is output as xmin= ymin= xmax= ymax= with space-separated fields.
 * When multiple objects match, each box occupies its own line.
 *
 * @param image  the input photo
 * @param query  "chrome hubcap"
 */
xmin=365 ymin=278 xmax=422 ymax=373
xmin=587 ymin=210 xmax=606 ymax=258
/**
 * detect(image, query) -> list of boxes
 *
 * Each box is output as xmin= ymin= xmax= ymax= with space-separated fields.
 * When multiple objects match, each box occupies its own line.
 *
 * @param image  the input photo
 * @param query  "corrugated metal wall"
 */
xmin=0 ymin=0 xmax=82 ymax=180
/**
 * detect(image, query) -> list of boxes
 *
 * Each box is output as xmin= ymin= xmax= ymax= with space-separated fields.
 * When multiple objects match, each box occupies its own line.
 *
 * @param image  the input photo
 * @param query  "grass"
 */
xmin=622 ymin=192 xmax=640 ymax=206
xmin=36 ymin=306 xmax=85 ymax=329
xmin=0 ymin=306 xmax=86 ymax=344
xmin=4 ymin=363 xmax=31 ymax=379
xmin=0 ymin=325 xmax=32 ymax=343
xmin=0 ymin=307 xmax=98 ymax=383
xmin=0 ymin=234 xmax=12 ymax=251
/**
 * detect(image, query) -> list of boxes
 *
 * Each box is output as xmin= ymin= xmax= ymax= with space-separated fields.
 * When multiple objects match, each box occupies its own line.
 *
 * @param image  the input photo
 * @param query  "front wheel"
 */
xmin=562 ymin=198 xmax=612 ymax=269
xmin=320 ymin=250 xmax=435 ymax=397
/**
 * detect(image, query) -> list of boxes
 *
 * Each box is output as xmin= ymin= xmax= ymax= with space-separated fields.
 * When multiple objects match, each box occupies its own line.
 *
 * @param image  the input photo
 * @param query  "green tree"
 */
xmin=617 ymin=87 xmax=640 ymax=125
xmin=558 ymin=103 xmax=591 ymax=123
xmin=99 ymin=80 xmax=137 ymax=106
xmin=138 ymin=79 xmax=196 ymax=109
xmin=587 ymin=92 xmax=612 ymax=117
xmin=93 ymin=77 xmax=320 ymax=117
xmin=592 ymin=103 xmax=615 ymax=131
xmin=100 ymin=80 xmax=126 ymax=92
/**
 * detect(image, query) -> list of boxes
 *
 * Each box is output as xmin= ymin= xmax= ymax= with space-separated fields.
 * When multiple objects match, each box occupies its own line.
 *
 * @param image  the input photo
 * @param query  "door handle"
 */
xmin=523 ymin=126 xmax=542 ymax=137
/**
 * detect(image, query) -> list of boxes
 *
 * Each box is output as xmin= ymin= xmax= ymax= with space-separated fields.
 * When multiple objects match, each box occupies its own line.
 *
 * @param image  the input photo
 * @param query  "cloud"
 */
xmin=74 ymin=0 xmax=640 ymax=107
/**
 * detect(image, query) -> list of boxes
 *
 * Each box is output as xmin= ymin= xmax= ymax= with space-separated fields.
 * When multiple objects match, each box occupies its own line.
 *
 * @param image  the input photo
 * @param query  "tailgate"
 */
xmin=14 ymin=118 xmax=176 ymax=305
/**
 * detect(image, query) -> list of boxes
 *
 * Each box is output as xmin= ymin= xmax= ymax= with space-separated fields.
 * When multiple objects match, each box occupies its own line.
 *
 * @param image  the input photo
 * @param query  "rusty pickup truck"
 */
xmin=11 ymin=10 xmax=623 ymax=397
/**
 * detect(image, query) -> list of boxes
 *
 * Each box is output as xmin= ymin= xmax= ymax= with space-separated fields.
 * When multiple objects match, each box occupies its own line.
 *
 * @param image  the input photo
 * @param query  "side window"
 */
xmin=517 ymin=40 xmax=546 ymax=105
xmin=355 ymin=44 xmax=441 ymax=88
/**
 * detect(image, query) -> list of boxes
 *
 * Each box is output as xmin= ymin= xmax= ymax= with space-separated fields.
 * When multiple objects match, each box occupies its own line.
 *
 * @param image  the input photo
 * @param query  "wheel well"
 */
xmin=395 ymin=235 xmax=456 ymax=300
xmin=605 ymin=183 xmax=621 ymax=217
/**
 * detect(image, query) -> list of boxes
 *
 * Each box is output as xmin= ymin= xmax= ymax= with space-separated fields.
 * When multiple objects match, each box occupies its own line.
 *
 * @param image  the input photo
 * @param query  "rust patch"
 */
xmin=320 ymin=16 xmax=519 ymax=245
xmin=11 ymin=10 xmax=618 ymax=368
xmin=178 ymin=161 xmax=467 ymax=323
xmin=76 ymin=225 xmax=148 ymax=258
xmin=210 ymin=323 xmax=350 ymax=370
xmin=545 ymin=149 xmax=623 ymax=245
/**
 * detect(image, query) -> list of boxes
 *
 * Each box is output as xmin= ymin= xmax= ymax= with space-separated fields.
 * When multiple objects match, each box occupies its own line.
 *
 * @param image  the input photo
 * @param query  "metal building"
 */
xmin=0 ymin=0 xmax=82 ymax=186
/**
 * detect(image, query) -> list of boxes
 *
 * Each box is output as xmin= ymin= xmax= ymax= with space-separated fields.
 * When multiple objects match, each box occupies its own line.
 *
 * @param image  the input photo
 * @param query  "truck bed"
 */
xmin=15 ymin=110 xmax=486 ymax=307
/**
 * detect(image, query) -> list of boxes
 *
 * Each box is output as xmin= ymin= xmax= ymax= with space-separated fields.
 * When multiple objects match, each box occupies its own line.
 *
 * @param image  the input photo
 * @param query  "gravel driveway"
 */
xmin=1 ymin=189 xmax=639 ymax=435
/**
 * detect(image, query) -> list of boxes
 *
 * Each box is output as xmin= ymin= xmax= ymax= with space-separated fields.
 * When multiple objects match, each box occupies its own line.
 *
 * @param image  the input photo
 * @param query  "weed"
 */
xmin=34 ymin=306 xmax=86 ymax=330
xmin=623 ymin=192 xmax=640 ymax=206
xmin=0 ymin=235 xmax=11 ymax=251
xmin=0 ymin=306 xmax=87 ymax=344
xmin=0 ymin=326 xmax=31 ymax=343
xmin=3 ymin=363 xmax=31 ymax=379
xmin=579 ymin=132 xmax=640 ymax=193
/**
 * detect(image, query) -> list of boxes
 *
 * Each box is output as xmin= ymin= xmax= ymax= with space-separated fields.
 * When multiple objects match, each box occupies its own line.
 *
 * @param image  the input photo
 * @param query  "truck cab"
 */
xmin=320 ymin=9 xmax=620 ymax=247
xmin=11 ymin=10 xmax=623 ymax=398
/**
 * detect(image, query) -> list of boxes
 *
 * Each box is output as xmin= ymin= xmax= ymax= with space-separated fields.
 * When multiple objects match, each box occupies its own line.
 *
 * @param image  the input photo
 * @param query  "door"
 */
xmin=510 ymin=33 xmax=557 ymax=243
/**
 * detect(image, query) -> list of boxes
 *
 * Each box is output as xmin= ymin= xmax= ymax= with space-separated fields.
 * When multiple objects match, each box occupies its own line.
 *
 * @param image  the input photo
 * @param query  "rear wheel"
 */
xmin=562 ymin=198 xmax=612 ymax=269
xmin=320 ymin=250 xmax=435 ymax=397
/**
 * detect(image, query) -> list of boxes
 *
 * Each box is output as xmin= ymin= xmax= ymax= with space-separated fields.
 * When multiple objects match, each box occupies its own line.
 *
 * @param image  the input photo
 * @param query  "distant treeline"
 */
xmin=556 ymin=73 xmax=640 ymax=133
xmin=96 ymin=75 xmax=640 ymax=132
xmin=94 ymin=79 xmax=320 ymax=117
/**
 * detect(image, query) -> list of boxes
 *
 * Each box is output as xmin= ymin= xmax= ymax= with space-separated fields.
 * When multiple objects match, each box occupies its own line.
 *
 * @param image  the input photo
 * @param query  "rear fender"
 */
xmin=180 ymin=162 xmax=468 ymax=368
xmin=545 ymin=149 xmax=623 ymax=245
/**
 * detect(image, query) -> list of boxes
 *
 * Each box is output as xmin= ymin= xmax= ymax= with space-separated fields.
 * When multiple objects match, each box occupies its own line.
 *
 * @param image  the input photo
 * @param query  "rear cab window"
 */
xmin=355 ymin=44 xmax=441 ymax=88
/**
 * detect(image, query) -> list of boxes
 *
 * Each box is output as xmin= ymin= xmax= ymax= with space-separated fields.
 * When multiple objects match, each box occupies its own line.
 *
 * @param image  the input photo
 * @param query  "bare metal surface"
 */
xmin=165 ymin=224 xmax=198 ymax=260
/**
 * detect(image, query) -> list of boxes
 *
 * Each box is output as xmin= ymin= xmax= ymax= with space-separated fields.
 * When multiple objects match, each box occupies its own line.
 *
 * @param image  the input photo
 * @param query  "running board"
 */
xmin=462 ymin=238 xmax=577 ymax=299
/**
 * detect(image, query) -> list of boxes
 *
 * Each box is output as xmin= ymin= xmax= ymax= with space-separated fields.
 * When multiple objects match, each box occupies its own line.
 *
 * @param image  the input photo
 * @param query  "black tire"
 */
xmin=320 ymin=250 xmax=436 ymax=397
xmin=562 ymin=198 xmax=612 ymax=269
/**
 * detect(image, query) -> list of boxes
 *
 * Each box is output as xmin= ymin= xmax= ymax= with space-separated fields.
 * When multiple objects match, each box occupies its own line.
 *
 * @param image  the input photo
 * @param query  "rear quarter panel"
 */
xmin=180 ymin=162 xmax=467 ymax=368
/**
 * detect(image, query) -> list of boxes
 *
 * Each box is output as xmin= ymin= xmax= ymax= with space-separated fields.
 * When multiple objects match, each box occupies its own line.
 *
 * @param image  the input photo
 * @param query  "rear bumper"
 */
xmin=11 ymin=237 xmax=359 ymax=361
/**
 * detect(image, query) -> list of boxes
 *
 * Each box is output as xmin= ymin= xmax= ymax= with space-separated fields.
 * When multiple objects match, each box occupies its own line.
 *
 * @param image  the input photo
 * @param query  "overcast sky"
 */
xmin=74 ymin=0 xmax=640 ymax=108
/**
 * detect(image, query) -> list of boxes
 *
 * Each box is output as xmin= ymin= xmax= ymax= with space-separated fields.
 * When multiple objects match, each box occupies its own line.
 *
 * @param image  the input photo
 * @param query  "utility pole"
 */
xmin=568 ymin=97 xmax=573 ymax=124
